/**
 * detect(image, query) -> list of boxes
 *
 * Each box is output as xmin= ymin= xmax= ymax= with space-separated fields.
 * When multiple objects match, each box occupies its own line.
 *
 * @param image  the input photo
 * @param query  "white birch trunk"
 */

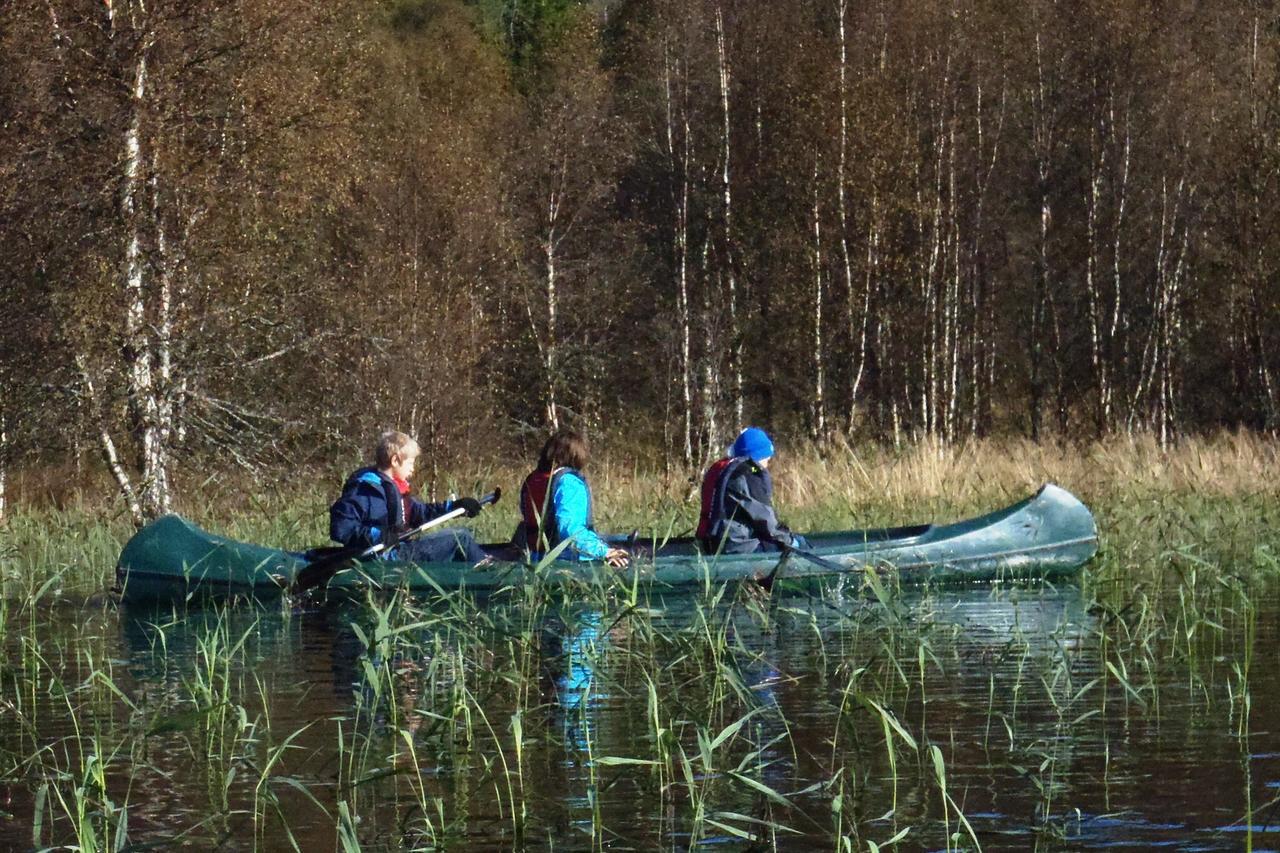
xmin=1130 ymin=173 xmax=1190 ymax=443
xmin=1109 ymin=113 xmax=1130 ymax=427
xmin=851 ymin=194 xmax=875 ymax=430
xmin=835 ymin=0 xmax=866 ymax=432
xmin=663 ymin=43 xmax=694 ymax=464
xmin=1128 ymin=179 xmax=1166 ymax=435
xmin=545 ymin=224 xmax=560 ymax=431
xmin=78 ymin=356 xmax=144 ymax=525
xmin=678 ymin=135 xmax=692 ymax=460
xmin=0 ymin=413 xmax=6 ymax=521
xmin=543 ymin=147 xmax=568 ymax=431
xmin=1085 ymin=101 xmax=1108 ymax=435
xmin=699 ymin=210 xmax=720 ymax=456
xmin=1029 ymin=29 xmax=1051 ymax=440
xmin=1162 ymin=185 xmax=1193 ymax=447
xmin=121 ymin=32 xmax=171 ymax=518
xmin=969 ymin=80 xmax=1005 ymax=437
xmin=1247 ymin=16 xmax=1278 ymax=426
xmin=945 ymin=107 xmax=960 ymax=441
xmin=715 ymin=6 xmax=743 ymax=427
xmin=701 ymin=278 xmax=719 ymax=455
xmin=811 ymin=155 xmax=826 ymax=439
xmin=150 ymin=150 xmax=174 ymax=508
xmin=922 ymin=85 xmax=947 ymax=438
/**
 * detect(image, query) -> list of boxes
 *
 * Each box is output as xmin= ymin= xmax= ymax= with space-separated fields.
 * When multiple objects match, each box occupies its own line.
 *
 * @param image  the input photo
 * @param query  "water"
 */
xmin=1 ymin=577 xmax=1277 ymax=850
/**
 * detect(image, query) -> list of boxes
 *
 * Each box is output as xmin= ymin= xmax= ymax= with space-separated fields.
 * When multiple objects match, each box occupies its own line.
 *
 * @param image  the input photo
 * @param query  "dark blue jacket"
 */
xmin=329 ymin=467 xmax=454 ymax=550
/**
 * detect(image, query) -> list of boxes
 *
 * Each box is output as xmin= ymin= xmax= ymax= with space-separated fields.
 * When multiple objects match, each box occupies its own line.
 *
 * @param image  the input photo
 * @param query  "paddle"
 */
xmin=758 ymin=540 xmax=846 ymax=591
xmin=291 ymin=488 xmax=502 ymax=594
xmin=779 ymin=542 xmax=845 ymax=574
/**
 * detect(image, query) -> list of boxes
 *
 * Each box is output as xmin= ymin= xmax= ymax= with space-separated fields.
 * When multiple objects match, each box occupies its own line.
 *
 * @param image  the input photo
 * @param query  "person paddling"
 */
xmin=696 ymin=427 xmax=810 ymax=555
xmin=330 ymin=430 xmax=489 ymax=564
xmin=517 ymin=429 xmax=629 ymax=568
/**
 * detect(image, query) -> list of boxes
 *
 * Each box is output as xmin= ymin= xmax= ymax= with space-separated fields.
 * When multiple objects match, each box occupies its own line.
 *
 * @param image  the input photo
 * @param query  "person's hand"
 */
xmin=605 ymin=548 xmax=630 ymax=568
xmin=452 ymin=497 xmax=482 ymax=518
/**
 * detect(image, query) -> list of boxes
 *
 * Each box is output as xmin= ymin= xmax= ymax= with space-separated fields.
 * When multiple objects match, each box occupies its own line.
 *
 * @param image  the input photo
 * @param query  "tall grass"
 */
xmin=4 ymin=431 xmax=1280 ymax=601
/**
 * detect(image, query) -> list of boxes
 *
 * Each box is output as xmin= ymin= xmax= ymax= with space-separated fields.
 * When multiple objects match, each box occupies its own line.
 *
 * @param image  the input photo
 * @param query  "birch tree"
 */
xmin=714 ymin=5 xmax=744 ymax=430
xmin=1028 ymin=16 xmax=1055 ymax=441
xmin=514 ymin=9 xmax=626 ymax=431
xmin=1228 ymin=7 xmax=1280 ymax=429
xmin=811 ymin=152 xmax=826 ymax=439
xmin=661 ymin=35 xmax=696 ymax=463
xmin=835 ymin=0 xmax=872 ymax=435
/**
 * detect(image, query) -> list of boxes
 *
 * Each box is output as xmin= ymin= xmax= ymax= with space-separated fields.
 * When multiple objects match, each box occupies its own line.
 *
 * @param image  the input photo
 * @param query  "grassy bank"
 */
xmin=2 ymin=431 xmax=1279 ymax=600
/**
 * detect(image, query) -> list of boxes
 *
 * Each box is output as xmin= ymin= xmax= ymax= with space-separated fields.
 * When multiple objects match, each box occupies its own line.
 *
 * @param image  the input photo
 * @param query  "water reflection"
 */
xmin=546 ymin=609 xmax=602 ymax=755
xmin=4 ymin=579 xmax=1278 ymax=850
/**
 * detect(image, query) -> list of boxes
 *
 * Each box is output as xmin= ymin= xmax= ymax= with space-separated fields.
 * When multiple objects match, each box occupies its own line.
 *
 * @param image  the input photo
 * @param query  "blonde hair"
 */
xmin=375 ymin=430 xmax=420 ymax=468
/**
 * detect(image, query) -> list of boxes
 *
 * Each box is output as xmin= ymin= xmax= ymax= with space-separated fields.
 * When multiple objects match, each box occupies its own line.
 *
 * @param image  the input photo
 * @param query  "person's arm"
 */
xmin=552 ymin=474 xmax=612 ymax=560
xmin=407 ymin=496 xmax=454 ymax=527
xmin=725 ymin=476 xmax=795 ymax=548
xmin=330 ymin=486 xmax=384 ymax=548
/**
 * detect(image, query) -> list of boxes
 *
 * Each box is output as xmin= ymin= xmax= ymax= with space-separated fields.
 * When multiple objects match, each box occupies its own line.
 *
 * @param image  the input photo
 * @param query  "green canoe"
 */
xmin=115 ymin=484 xmax=1098 ymax=604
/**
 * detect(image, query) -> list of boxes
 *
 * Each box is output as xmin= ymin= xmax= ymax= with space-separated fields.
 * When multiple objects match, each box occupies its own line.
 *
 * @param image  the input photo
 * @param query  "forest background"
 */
xmin=3 ymin=0 xmax=1280 ymax=525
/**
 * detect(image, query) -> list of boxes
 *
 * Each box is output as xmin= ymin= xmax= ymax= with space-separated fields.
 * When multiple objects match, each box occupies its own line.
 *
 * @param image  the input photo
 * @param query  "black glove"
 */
xmin=453 ymin=496 xmax=482 ymax=518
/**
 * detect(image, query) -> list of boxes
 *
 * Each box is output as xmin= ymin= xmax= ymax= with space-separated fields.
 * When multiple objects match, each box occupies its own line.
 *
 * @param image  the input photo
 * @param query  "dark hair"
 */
xmin=537 ymin=429 xmax=590 ymax=472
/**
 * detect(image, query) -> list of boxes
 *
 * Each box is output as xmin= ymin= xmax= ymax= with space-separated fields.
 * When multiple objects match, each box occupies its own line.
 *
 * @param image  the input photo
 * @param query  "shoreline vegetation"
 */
xmin=8 ymin=0 xmax=1280 ymax=535
xmin=2 ymin=432 xmax=1279 ymax=849
xmin=3 ymin=431 xmax=1279 ymax=850
xmin=3 ymin=430 xmax=1278 ymax=599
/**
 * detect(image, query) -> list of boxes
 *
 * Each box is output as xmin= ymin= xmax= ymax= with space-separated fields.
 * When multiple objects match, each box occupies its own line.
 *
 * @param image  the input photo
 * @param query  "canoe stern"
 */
xmin=117 ymin=515 xmax=305 ymax=603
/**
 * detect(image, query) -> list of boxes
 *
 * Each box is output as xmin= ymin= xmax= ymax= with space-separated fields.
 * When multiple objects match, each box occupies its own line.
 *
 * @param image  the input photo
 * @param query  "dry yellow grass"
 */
xmin=504 ymin=429 xmax=1280 ymax=536
xmin=776 ymin=430 xmax=1280 ymax=510
xmin=5 ymin=429 xmax=1278 ymax=545
xmin=4 ymin=430 xmax=1279 ymax=596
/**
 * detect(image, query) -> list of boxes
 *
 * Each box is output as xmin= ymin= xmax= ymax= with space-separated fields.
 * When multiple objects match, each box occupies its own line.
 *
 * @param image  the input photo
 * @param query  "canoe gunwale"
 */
xmin=823 ymin=534 xmax=1100 ymax=574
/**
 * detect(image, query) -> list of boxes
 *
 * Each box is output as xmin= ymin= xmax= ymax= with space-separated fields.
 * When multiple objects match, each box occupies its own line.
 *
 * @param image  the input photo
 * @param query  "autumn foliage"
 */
xmin=3 ymin=0 xmax=1279 ymax=518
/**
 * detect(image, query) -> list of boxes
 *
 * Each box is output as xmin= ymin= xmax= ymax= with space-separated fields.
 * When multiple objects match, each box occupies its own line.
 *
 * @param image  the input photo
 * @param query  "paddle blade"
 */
xmin=292 ymin=544 xmax=372 ymax=593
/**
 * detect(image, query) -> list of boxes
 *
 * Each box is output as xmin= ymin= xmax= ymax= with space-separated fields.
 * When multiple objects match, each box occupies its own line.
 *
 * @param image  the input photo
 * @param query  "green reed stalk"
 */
xmin=929 ymin=743 xmax=981 ymax=852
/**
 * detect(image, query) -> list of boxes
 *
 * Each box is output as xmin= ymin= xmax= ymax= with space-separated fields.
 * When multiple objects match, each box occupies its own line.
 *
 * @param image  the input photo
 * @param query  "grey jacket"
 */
xmin=717 ymin=465 xmax=796 ymax=554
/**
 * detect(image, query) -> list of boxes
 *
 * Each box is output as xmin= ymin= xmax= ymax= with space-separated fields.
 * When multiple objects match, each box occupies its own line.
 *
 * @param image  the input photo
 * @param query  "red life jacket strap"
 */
xmin=520 ymin=468 xmax=563 ymax=551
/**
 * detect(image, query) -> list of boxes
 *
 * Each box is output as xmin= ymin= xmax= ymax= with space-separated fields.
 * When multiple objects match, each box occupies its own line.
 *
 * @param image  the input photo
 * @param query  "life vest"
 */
xmin=696 ymin=456 xmax=753 ymax=549
xmin=519 ymin=467 xmax=591 ymax=552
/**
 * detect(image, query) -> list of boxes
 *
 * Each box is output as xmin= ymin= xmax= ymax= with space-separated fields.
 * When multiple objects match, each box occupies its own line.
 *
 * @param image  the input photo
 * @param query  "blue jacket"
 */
xmin=329 ymin=467 xmax=454 ymax=552
xmin=550 ymin=470 xmax=610 ymax=561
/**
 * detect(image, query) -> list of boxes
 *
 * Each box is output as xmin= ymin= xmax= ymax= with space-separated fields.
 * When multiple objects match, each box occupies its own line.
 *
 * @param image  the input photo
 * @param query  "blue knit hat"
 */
xmin=731 ymin=427 xmax=774 ymax=463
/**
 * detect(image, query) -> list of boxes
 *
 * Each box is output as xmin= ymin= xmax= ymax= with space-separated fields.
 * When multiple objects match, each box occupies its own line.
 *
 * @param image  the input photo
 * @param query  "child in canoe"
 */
xmin=329 ymin=430 xmax=489 ymax=563
xmin=517 ymin=429 xmax=630 ymax=567
xmin=696 ymin=427 xmax=810 ymax=554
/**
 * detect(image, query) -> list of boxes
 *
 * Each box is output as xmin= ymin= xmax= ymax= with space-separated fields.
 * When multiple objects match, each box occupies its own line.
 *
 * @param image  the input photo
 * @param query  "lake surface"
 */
xmin=1 ymin=575 xmax=1277 ymax=850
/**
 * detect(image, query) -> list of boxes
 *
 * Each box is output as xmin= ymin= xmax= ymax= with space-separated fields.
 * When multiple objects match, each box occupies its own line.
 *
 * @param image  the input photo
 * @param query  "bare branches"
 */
xmin=3 ymin=0 xmax=1280 ymax=505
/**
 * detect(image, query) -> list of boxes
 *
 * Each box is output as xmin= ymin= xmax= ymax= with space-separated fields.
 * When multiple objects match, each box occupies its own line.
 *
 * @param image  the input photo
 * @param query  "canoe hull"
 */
xmin=116 ymin=484 xmax=1098 ymax=604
